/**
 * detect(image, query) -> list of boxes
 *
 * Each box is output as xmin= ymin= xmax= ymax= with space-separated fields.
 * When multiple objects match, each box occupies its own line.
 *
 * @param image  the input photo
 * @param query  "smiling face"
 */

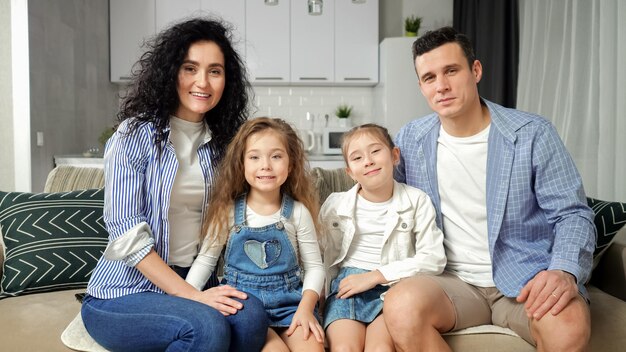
xmin=175 ymin=40 xmax=225 ymax=122
xmin=415 ymin=42 xmax=482 ymax=121
xmin=345 ymin=131 xmax=399 ymax=202
xmin=244 ymin=129 xmax=290 ymax=198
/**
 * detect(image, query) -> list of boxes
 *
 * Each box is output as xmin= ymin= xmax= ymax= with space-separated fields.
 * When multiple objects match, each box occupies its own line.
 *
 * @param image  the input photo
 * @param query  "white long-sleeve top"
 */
xmin=320 ymin=181 xmax=446 ymax=297
xmin=186 ymin=200 xmax=325 ymax=297
xmin=167 ymin=116 xmax=207 ymax=267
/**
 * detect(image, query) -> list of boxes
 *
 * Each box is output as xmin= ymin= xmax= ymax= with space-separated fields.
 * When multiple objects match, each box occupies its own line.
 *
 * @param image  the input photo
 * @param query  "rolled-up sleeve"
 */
xmin=103 ymin=222 xmax=155 ymax=266
xmin=102 ymin=121 xmax=156 ymax=265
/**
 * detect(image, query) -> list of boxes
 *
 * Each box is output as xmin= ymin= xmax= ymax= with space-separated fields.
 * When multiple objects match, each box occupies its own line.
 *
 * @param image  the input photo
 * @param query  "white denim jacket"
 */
xmin=320 ymin=180 xmax=446 ymax=297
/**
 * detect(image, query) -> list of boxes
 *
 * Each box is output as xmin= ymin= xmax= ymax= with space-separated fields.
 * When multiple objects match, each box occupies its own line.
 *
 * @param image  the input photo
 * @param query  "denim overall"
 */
xmin=222 ymin=194 xmax=305 ymax=327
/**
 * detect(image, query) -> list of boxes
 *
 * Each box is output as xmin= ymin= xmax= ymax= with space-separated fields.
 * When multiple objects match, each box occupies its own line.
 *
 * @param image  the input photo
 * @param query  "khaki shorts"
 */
xmin=426 ymin=271 xmax=535 ymax=345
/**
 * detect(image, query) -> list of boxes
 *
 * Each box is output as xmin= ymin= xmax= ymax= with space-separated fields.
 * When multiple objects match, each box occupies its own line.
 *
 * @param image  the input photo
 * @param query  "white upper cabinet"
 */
xmin=109 ymin=0 xmax=377 ymax=85
xmin=201 ymin=0 xmax=246 ymax=58
xmin=245 ymin=0 xmax=290 ymax=84
xmin=109 ymin=0 xmax=155 ymax=83
xmin=335 ymin=0 xmax=379 ymax=85
xmin=290 ymin=0 xmax=334 ymax=84
xmin=155 ymin=0 xmax=202 ymax=33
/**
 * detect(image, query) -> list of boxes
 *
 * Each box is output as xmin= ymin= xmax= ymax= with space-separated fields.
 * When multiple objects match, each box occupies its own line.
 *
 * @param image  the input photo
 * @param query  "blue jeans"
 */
xmin=82 ymin=291 xmax=267 ymax=352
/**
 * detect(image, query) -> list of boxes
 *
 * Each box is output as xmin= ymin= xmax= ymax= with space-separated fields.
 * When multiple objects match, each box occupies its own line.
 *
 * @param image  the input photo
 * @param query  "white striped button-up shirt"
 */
xmin=87 ymin=118 xmax=215 ymax=299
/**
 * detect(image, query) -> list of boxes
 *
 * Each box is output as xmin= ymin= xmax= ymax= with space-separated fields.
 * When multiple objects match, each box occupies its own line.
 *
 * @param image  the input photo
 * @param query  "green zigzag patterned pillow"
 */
xmin=587 ymin=197 xmax=626 ymax=253
xmin=587 ymin=197 xmax=626 ymax=269
xmin=0 ymin=189 xmax=108 ymax=299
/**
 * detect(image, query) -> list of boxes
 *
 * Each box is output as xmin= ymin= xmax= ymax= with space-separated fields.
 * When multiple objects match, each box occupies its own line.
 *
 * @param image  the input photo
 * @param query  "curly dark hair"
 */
xmin=118 ymin=17 xmax=250 ymax=159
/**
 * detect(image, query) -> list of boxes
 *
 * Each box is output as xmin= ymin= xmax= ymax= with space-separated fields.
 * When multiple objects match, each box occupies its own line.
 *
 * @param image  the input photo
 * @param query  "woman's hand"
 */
xmin=337 ymin=270 xmax=385 ymax=299
xmin=194 ymin=285 xmax=248 ymax=316
xmin=286 ymin=307 xmax=325 ymax=343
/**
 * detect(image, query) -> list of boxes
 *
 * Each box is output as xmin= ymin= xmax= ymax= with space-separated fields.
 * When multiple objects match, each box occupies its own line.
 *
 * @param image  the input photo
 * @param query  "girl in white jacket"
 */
xmin=320 ymin=123 xmax=446 ymax=351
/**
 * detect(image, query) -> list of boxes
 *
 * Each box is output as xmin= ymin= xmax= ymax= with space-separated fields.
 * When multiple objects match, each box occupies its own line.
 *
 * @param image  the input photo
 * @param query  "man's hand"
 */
xmin=516 ymin=270 xmax=578 ymax=320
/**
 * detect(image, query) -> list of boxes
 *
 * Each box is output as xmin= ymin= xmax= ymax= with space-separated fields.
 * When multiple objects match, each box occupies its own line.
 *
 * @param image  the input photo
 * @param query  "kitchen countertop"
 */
xmin=306 ymin=154 xmax=344 ymax=161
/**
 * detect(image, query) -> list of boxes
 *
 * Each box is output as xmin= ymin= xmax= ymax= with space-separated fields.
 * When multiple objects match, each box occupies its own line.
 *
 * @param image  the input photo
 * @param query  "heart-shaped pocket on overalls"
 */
xmin=244 ymin=239 xmax=282 ymax=269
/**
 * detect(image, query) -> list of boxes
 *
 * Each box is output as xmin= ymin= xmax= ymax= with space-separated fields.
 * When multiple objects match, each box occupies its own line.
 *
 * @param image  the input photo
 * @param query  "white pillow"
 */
xmin=61 ymin=313 xmax=109 ymax=352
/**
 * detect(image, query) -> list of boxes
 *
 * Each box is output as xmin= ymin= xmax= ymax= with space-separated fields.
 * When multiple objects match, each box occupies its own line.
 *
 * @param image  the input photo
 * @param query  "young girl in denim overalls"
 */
xmin=187 ymin=117 xmax=325 ymax=352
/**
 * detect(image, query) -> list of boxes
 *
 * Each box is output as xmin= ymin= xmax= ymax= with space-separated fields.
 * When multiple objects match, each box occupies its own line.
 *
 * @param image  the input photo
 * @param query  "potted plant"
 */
xmin=335 ymin=104 xmax=353 ymax=127
xmin=405 ymin=15 xmax=422 ymax=37
xmin=98 ymin=125 xmax=116 ymax=148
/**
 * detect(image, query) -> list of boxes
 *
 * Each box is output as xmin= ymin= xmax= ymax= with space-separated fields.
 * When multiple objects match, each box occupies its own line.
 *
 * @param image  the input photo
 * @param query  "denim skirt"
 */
xmin=323 ymin=266 xmax=388 ymax=329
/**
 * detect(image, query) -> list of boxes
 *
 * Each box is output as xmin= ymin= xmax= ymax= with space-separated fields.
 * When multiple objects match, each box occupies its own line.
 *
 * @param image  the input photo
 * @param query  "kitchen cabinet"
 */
xmin=155 ymin=0 xmax=245 ymax=50
xmin=335 ymin=0 xmax=379 ymax=85
xmin=109 ymin=0 xmax=377 ymax=85
xmin=110 ymin=0 xmax=245 ymax=83
xmin=246 ymin=0 xmax=290 ymax=83
xmin=290 ymin=0 xmax=334 ymax=84
xmin=155 ymin=0 xmax=202 ymax=33
xmin=201 ymin=0 xmax=246 ymax=57
xmin=109 ymin=0 xmax=155 ymax=83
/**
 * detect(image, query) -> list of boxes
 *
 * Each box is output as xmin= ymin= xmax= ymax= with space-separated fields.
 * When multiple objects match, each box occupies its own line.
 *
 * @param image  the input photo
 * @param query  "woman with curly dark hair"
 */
xmin=80 ymin=18 xmax=267 ymax=352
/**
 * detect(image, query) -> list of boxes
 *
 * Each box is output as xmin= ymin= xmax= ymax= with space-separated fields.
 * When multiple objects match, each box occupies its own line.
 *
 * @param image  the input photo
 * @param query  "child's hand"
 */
xmin=286 ymin=307 xmax=325 ymax=343
xmin=337 ymin=270 xmax=385 ymax=299
xmin=196 ymin=285 xmax=247 ymax=316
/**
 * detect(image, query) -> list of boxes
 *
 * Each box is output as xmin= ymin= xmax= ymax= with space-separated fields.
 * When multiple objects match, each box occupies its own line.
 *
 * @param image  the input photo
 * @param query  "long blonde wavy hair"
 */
xmin=202 ymin=117 xmax=321 ymax=245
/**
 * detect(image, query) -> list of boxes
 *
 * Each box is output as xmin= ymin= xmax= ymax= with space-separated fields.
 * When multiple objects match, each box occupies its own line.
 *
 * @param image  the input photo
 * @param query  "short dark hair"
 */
xmin=412 ymin=26 xmax=475 ymax=69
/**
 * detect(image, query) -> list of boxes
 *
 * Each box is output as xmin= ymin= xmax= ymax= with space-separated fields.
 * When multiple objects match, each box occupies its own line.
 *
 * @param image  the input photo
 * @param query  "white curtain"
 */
xmin=517 ymin=0 xmax=626 ymax=202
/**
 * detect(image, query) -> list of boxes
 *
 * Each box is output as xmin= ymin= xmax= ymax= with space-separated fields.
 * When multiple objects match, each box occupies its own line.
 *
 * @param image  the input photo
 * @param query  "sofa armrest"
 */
xmin=590 ymin=228 xmax=626 ymax=301
xmin=44 ymin=166 xmax=105 ymax=192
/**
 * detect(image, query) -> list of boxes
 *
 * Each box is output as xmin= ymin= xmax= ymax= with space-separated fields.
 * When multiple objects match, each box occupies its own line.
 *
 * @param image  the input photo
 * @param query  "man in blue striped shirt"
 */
xmin=384 ymin=27 xmax=595 ymax=352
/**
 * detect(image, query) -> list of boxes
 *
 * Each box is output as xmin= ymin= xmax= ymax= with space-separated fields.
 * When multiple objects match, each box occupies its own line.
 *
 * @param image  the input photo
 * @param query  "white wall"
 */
xmin=0 ymin=0 xmax=31 ymax=192
xmin=251 ymin=86 xmax=375 ymax=131
xmin=0 ymin=0 xmax=14 ymax=191
xmin=379 ymin=0 xmax=402 ymax=39
xmin=28 ymin=0 xmax=120 ymax=191
xmin=403 ymin=0 xmax=453 ymax=34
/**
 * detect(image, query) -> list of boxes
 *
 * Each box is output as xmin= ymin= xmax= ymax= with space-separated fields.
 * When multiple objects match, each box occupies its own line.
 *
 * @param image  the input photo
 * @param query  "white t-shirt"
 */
xmin=167 ymin=116 xmax=207 ymax=267
xmin=342 ymin=195 xmax=392 ymax=270
xmin=437 ymin=124 xmax=494 ymax=287
xmin=186 ymin=201 xmax=325 ymax=296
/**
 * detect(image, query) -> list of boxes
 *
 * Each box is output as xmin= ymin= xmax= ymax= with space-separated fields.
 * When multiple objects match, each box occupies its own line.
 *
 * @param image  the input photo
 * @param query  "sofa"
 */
xmin=1 ymin=165 xmax=625 ymax=351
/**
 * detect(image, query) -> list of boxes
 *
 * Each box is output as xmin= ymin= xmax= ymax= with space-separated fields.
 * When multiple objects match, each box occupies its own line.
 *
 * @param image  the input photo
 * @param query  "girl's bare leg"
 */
xmin=326 ymin=319 xmax=366 ymax=351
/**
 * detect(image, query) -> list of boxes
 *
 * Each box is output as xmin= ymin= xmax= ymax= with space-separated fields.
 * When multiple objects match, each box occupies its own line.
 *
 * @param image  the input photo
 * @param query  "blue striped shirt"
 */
xmin=395 ymin=99 xmax=596 ymax=298
xmin=86 ymin=119 xmax=216 ymax=299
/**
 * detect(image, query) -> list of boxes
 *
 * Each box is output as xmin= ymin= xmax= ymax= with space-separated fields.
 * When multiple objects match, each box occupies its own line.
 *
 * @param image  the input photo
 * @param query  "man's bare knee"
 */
xmin=532 ymin=297 xmax=590 ymax=352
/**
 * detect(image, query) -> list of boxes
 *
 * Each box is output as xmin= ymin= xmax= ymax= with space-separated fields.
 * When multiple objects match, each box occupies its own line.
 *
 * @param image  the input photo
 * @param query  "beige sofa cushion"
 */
xmin=0 ymin=288 xmax=85 ymax=351
xmin=310 ymin=167 xmax=355 ymax=204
